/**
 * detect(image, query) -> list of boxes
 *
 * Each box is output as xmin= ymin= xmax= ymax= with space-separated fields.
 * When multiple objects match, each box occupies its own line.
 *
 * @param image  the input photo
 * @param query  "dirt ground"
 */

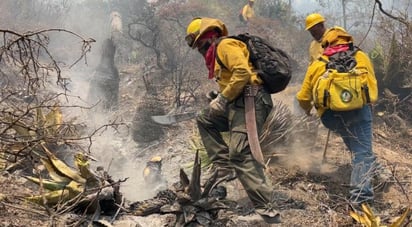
xmin=0 ymin=66 xmax=411 ymax=227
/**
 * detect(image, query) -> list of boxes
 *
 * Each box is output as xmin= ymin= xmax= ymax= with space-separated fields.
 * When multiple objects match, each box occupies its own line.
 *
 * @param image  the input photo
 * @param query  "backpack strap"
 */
xmin=318 ymin=57 xmax=328 ymax=64
xmin=216 ymin=53 xmax=228 ymax=70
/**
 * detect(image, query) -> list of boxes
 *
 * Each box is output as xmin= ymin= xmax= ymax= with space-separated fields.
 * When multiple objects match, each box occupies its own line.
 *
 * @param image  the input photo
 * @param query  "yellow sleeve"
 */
xmin=296 ymin=61 xmax=326 ymax=112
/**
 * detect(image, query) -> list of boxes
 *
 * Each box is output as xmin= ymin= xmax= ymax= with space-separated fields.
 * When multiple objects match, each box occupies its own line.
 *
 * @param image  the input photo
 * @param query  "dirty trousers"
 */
xmin=196 ymin=89 xmax=274 ymax=208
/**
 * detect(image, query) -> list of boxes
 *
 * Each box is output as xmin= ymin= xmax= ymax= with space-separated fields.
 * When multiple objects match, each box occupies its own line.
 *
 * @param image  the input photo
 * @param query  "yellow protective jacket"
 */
xmin=308 ymin=40 xmax=323 ymax=64
xmin=214 ymin=38 xmax=262 ymax=101
xmin=296 ymin=50 xmax=378 ymax=117
xmin=242 ymin=4 xmax=255 ymax=22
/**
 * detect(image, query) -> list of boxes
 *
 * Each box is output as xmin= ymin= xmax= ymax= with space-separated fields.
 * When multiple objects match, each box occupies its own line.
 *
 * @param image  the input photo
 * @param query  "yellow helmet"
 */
xmin=149 ymin=156 xmax=162 ymax=162
xmin=185 ymin=17 xmax=228 ymax=48
xmin=186 ymin=17 xmax=202 ymax=36
xmin=305 ymin=13 xmax=325 ymax=30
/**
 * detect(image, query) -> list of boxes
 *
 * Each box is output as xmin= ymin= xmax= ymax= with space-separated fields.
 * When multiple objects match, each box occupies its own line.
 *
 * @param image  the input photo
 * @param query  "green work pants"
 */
xmin=196 ymin=89 xmax=274 ymax=208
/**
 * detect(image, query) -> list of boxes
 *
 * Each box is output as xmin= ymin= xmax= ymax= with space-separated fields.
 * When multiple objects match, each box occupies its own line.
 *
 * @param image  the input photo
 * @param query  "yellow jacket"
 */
xmin=214 ymin=38 xmax=262 ymax=101
xmin=296 ymin=50 xmax=377 ymax=117
xmin=242 ymin=4 xmax=255 ymax=21
xmin=308 ymin=40 xmax=323 ymax=64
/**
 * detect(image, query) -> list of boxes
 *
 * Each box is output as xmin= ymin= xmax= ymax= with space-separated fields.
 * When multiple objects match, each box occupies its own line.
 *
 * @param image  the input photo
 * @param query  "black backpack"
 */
xmin=216 ymin=33 xmax=292 ymax=94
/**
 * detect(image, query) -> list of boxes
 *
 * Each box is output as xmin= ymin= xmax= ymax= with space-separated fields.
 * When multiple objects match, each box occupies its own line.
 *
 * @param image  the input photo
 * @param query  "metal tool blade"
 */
xmin=151 ymin=112 xmax=198 ymax=125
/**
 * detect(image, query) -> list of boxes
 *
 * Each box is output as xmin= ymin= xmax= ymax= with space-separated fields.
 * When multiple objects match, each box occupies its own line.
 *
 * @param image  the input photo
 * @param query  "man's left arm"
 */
xmin=296 ymin=64 xmax=318 ymax=114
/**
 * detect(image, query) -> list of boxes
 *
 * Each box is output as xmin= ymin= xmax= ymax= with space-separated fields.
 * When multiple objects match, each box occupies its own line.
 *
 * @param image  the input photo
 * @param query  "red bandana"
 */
xmin=323 ymin=44 xmax=350 ymax=56
xmin=205 ymin=42 xmax=217 ymax=79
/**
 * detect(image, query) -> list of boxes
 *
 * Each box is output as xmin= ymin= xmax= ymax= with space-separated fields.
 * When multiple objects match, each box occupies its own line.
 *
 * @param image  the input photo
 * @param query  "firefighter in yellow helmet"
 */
xmin=143 ymin=156 xmax=167 ymax=192
xmin=305 ymin=13 xmax=327 ymax=64
xmin=185 ymin=17 xmax=280 ymax=224
xmin=296 ymin=27 xmax=391 ymax=210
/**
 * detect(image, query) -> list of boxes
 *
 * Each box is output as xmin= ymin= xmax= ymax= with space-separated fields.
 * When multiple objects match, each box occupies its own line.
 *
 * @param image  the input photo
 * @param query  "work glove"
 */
xmin=209 ymin=94 xmax=228 ymax=116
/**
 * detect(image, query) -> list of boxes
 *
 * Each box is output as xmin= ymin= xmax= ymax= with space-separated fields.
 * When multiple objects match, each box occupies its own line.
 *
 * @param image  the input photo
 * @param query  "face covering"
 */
xmin=196 ymin=30 xmax=219 ymax=79
xmin=198 ymin=41 xmax=211 ymax=56
xmin=204 ymin=42 xmax=217 ymax=79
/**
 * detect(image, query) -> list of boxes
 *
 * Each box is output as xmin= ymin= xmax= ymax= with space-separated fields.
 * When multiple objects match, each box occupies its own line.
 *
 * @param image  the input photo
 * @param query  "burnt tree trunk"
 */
xmin=88 ymin=39 xmax=120 ymax=112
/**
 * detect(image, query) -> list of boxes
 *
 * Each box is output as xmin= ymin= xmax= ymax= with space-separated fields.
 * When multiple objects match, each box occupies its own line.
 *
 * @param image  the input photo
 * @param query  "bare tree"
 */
xmin=0 ymin=28 xmax=98 ymax=170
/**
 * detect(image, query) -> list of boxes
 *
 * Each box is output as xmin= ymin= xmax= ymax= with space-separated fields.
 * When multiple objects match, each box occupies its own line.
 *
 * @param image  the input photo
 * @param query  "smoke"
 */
xmin=0 ymin=0 xmax=157 ymax=201
xmin=86 ymin=125 xmax=155 ymax=201
xmin=270 ymin=85 xmax=338 ymax=174
xmin=53 ymin=2 xmax=156 ymax=202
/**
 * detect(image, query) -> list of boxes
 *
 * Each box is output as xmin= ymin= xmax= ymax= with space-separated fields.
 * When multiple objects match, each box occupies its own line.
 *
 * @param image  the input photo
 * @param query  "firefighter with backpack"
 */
xmin=296 ymin=27 xmax=391 ymax=210
xmin=185 ymin=17 xmax=281 ymax=224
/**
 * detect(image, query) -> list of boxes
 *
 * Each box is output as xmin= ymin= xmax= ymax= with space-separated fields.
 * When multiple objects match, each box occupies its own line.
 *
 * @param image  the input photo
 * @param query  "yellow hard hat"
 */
xmin=149 ymin=156 xmax=162 ymax=162
xmin=305 ymin=13 xmax=325 ymax=30
xmin=249 ymin=0 xmax=255 ymax=2
xmin=186 ymin=18 xmax=202 ymax=37
xmin=185 ymin=17 xmax=228 ymax=48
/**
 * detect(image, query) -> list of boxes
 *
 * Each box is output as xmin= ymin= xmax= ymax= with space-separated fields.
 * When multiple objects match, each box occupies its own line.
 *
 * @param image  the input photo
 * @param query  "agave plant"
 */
xmin=349 ymin=203 xmax=410 ymax=227
xmin=26 ymin=144 xmax=96 ymax=206
xmin=25 ymin=143 xmax=123 ymax=217
xmin=1 ymin=104 xmax=65 ymax=171
xmin=129 ymin=150 xmax=233 ymax=226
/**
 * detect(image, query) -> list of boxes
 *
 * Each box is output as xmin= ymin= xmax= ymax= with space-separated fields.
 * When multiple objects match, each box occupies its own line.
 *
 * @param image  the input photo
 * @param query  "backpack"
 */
xmin=313 ymin=45 xmax=375 ymax=111
xmin=216 ymin=33 xmax=292 ymax=94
